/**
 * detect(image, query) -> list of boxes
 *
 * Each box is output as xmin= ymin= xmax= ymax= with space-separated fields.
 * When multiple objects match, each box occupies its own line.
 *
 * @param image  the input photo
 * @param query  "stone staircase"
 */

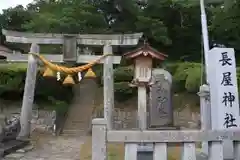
xmin=62 ymin=79 xmax=97 ymax=136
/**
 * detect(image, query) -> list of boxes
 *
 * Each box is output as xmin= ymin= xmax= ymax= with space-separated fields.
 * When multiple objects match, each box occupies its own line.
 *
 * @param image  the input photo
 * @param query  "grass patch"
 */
xmin=80 ymin=136 xmax=124 ymax=160
xmin=80 ymin=136 xmax=181 ymax=160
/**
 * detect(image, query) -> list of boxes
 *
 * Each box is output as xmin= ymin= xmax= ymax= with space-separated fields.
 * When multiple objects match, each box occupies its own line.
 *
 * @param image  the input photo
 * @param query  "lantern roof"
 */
xmin=123 ymin=43 xmax=167 ymax=60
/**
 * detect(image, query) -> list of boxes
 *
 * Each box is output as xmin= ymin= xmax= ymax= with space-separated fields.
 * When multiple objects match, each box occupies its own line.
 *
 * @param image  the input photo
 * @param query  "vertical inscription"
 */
xmin=148 ymin=69 xmax=173 ymax=128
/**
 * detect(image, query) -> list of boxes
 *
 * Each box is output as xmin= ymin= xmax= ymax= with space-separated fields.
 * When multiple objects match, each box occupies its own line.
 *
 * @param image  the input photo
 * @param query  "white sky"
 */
xmin=0 ymin=0 xmax=33 ymax=12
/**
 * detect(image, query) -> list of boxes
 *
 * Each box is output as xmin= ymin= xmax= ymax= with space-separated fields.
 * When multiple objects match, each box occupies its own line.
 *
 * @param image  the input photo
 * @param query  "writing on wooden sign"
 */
xmin=135 ymin=56 xmax=152 ymax=82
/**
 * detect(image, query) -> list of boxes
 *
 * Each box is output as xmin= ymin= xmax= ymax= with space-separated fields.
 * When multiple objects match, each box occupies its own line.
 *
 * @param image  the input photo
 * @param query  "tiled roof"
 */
xmin=123 ymin=43 xmax=167 ymax=60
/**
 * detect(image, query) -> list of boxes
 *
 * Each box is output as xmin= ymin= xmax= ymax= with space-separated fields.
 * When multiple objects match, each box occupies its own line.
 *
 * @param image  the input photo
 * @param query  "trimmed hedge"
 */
xmin=2 ymin=62 xmax=240 ymax=103
xmin=113 ymin=61 xmax=240 ymax=97
xmin=114 ymin=66 xmax=134 ymax=83
xmin=0 ymin=64 xmax=27 ymax=94
xmin=113 ymin=62 xmax=204 ymax=96
xmin=171 ymin=62 xmax=203 ymax=93
xmin=112 ymin=66 xmax=136 ymax=101
xmin=93 ymin=62 xmax=206 ymax=101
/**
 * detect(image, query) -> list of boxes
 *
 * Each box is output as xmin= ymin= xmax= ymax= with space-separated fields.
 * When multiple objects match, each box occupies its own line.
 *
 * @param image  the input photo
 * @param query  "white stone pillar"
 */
xmin=103 ymin=45 xmax=114 ymax=130
xmin=198 ymin=84 xmax=211 ymax=155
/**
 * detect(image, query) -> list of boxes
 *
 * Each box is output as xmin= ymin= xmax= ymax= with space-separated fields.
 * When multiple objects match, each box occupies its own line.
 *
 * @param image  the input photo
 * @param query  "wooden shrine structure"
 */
xmin=0 ymin=29 xmax=143 ymax=139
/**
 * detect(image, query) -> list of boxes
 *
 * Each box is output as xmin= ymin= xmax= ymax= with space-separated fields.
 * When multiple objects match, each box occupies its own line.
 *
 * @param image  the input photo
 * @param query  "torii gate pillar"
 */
xmin=18 ymin=43 xmax=39 ymax=140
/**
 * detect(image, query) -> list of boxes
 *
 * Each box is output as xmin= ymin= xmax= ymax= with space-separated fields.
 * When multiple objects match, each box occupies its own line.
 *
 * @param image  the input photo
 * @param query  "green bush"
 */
xmin=93 ymin=66 xmax=136 ymax=101
xmin=0 ymin=63 xmax=27 ymax=94
xmin=112 ymin=63 xmax=204 ymax=99
xmin=6 ymin=61 xmax=240 ymax=104
xmin=173 ymin=62 xmax=201 ymax=81
xmin=165 ymin=62 xmax=180 ymax=74
xmin=114 ymin=82 xmax=136 ymax=101
xmin=236 ymin=68 xmax=240 ymax=91
xmin=113 ymin=66 xmax=136 ymax=101
xmin=114 ymin=66 xmax=134 ymax=82
xmin=172 ymin=62 xmax=202 ymax=93
xmin=185 ymin=67 xmax=202 ymax=93
xmin=47 ymin=96 xmax=69 ymax=115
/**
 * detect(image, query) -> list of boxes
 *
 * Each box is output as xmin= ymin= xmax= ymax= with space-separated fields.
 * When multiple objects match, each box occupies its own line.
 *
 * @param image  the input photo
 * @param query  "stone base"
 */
xmin=0 ymin=140 xmax=29 ymax=157
xmin=148 ymin=126 xmax=180 ymax=130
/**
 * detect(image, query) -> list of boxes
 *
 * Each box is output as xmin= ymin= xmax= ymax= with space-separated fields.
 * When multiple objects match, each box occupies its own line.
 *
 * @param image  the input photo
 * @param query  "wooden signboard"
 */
xmin=63 ymin=36 xmax=77 ymax=62
xmin=135 ymin=56 xmax=152 ymax=82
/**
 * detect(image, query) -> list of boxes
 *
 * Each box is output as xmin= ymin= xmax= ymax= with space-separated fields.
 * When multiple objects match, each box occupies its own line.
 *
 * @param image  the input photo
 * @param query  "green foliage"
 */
xmin=172 ymin=62 xmax=203 ymax=93
xmin=164 ymin=63 xmax=179 ymax=74
xmin=113 ymin=62 xmax=204 ymax=97
xmin=1 ymin=0 xmax=240 ymax=60
xmin=111 ymin=63 xmax=199 ymax=101
xmin=236 ymin=68 xmax=240 ymax=91
xmin=114 ymin=66 xmax=134 ymax=83
xmin=1 ymin=0 xmax=240 ymax=102
xmin=0 ymin=5 xmax=32 ymax=31
xmin=172 ymin=62 xmax=202 ymax=92
xmin=93 ymin=65 xmax=136 ymax=101
xmin=210 ymin=1 xmax=240 ymax=54
xmin=23 ymin=0 xmax=108 ymax=33
xmin=114 ymin=82 xmax=136 ymax=101
xmin=2 ymin=0 xmax=240 ymax=60
xmin=0 ymin=64 xmax=28 ymax=94
xmin=185 ymin=67 xmax=202 ymax=93
xmin=2 ymin=61 xmax=240 ymax=103
xmin=113 ymin=66 xmax=136 ymax=101
xmin=47 ymin=97 xmax=69 ymax=115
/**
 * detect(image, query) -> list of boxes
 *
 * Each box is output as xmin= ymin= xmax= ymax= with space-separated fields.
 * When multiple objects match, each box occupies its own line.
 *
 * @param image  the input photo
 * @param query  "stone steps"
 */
xmin=64 ymin=123 xmax=88 ymax=128
xmin=63 ymin=123 xmax=89 ymax=129
xmin=62 ymin=79 xmax=97 ymax=136
xmin=61 ymin=129 xmax=87 ymax=136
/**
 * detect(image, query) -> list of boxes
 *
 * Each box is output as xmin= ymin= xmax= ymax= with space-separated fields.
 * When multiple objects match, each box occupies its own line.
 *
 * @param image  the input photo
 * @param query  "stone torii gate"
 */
xmin=1 ymin=29 xmax=143 ymax=140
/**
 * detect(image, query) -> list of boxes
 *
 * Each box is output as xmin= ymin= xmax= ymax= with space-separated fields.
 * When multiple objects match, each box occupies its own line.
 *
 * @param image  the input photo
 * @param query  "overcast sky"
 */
xmin=0 ymin=0 xmax=33 ymax=12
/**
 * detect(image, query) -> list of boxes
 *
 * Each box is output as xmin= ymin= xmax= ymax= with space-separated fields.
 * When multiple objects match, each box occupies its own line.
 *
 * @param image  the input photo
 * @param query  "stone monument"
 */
xmin=148 ymin=68 xmax=174 ymax=128
xmin=137 ymin=69 xmax=175 ymax=160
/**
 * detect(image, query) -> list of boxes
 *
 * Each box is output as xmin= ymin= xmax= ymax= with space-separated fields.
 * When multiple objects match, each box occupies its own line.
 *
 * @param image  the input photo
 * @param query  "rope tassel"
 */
xmin=63 ymin=75 xmax=75 ymax=85
xmin=84 ymin=68 xmax=96 ymax=78
xmin=43 ymin=67 xmax=54 ymax=77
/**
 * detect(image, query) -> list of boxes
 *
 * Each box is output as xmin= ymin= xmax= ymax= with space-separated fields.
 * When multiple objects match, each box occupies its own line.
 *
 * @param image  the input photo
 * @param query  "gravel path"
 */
xmin=4 ymin=133 xmax=85 ymax=160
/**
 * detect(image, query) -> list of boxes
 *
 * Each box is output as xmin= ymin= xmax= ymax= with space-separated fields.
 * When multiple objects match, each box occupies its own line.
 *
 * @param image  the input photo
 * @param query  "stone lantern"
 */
xmin=123 ymin=43 xmax=168 ymax=160
xmin=123 ymin=43 xmax=167 ymax=86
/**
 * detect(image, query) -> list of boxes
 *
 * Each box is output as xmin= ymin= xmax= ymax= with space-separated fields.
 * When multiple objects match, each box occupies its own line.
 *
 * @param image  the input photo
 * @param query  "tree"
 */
xmin=0 ymin=5 xmax=32 ymax=51
xmin=210 ymin=1 xmax=240 ymax=49
xmin=1 ymin=0 xmax=239 ymax=61
xmin=24 ymin=0 xmax=108 ymax=33
xmin=0 ymin=5 xmax=32 ymax=31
